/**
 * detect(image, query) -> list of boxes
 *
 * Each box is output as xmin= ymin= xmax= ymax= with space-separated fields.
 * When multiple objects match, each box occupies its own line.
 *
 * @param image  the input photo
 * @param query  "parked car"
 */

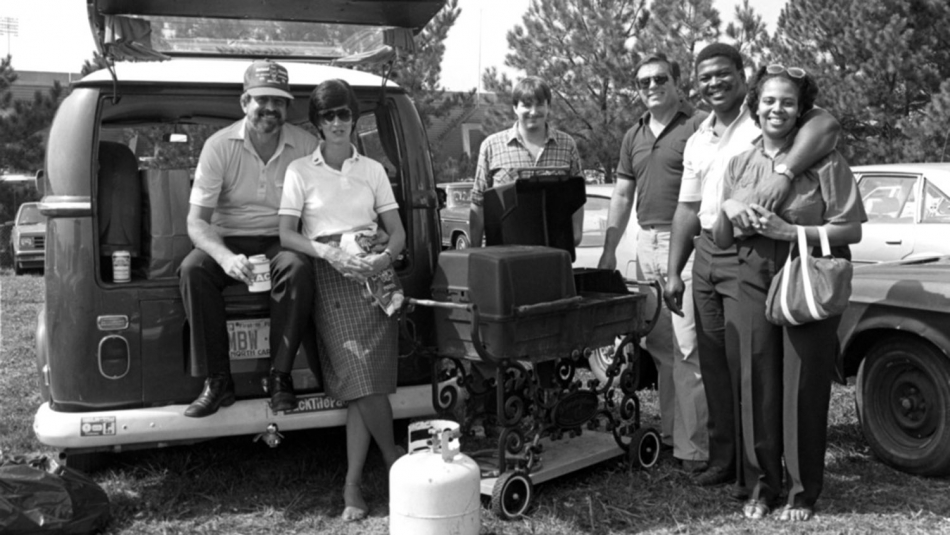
xmin=32 ymin=0 xmax=446 ymax=470
xmin=9 ymin=201 xmax=46 ymax=274
xmin=437 ymin=181 xmax=474 ymax=249
xmin=851 ymin=163 xmax=950 ymax=263
xmin=837 ymin=255 xmax=950 ymax=477
xmin=572 ymin=184 xmax=637 ymax=275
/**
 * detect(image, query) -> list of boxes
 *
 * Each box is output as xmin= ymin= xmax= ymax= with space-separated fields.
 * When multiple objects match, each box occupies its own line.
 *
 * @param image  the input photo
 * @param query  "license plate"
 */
xmin=228 ymin=318 xmax=270 ymax=360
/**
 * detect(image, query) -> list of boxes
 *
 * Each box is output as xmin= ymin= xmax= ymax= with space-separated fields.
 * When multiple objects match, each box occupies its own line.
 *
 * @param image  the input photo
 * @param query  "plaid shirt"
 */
xmin=471 ymin=122 xmax=583 ymax=206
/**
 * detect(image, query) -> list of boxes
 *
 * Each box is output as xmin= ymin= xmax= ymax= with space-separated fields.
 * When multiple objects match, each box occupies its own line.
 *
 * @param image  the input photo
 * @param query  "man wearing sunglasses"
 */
xmin=665 ymin=43 xmax=841 ymax=494
xmin=179 ymin=60 xmax=320 ymax=417
xmin=599 ymin=53 xmax=710 ymax=475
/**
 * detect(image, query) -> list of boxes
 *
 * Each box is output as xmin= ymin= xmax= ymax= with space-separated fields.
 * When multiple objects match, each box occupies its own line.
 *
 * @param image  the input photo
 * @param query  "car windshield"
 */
xmin=128 ymin=16 xmax=393 ymax=60
xmin=17 ymin=204 xmax=46 ymax=225
xmin=446 ymin=185 xmax=472 ymax=208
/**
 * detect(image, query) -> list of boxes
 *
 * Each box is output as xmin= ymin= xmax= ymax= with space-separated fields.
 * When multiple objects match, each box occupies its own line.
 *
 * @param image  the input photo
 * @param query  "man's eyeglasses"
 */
xmin=319 ymin=108 xmax=354 ymax=123
xmin=765 ymin=64 xmax=806 ymax=78
xmin=637 ymin=75 xmax=670 ymax=90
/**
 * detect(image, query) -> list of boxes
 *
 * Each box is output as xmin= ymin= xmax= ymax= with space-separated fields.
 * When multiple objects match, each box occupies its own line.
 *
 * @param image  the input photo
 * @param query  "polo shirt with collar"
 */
xmin=190 ymin=119 xmax=318 ymax=237
xmin=279 ymin=144 xmax=398 ymax=240
xmin=617 ymin=100 xmax=708 ymax=227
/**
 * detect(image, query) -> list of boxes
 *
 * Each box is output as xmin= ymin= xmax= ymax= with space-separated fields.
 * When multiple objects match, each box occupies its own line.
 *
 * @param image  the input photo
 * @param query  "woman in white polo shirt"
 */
xmin=278 ymin=79 xmax=405 ymax=523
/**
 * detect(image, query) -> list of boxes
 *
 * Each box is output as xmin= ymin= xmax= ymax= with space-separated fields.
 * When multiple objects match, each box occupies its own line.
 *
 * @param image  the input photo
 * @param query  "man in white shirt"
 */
xmin=665 ymin=43 xmax=840 ymax=492
xmin=180 ymin=60 xmax=319 ymax=417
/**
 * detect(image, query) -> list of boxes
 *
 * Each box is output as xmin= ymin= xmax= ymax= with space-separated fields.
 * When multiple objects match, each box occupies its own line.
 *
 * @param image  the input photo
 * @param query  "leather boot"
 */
xmin=184 ymin=374 xmax=235 ymax=418
xmin=268 ymin=369 xmax=297 ymax=412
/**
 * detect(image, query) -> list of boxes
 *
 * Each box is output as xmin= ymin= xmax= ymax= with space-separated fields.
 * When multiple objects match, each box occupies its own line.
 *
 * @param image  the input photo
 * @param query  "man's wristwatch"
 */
xmin=774 ymin=163 xmax=795 ymax=180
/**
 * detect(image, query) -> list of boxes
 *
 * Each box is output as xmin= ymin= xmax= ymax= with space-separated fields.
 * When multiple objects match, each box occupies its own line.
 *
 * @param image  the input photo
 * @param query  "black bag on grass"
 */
xmin=0 ymin=455 xmax=110 ymax=534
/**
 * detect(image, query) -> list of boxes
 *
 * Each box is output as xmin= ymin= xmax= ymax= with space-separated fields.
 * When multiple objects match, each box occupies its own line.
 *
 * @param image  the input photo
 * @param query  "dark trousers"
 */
xmin=737 ymin=236 xmax=836 ymax=508
xmin=692 ymin=232 xmax=746 ymax=482
xmin=179 ymin=236 xmax=314 ymax=377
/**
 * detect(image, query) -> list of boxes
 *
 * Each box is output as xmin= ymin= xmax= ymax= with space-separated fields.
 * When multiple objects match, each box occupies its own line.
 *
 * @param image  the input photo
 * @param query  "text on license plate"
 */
xmin=228 ymin=318 xmax=270 ymax=360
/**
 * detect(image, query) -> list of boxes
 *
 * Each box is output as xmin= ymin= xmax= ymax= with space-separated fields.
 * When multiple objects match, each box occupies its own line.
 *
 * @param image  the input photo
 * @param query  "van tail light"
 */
xmin=98 ymin=335 xmax=130 ymax=379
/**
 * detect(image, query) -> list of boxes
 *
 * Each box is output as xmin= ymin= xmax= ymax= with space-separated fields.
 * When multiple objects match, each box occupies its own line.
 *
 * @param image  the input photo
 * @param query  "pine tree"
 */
xmin=0 ymin=56 xmax=64 ymax=173
xmin=724 ymin=0 xmax=770 ymax=66
xmin=770 ymin=0 xmax=950 ymax=164
xmin=482 ymin=0 xmax=652 ymax=183
xmin=641 ymin=0 xmax=721 ymax=96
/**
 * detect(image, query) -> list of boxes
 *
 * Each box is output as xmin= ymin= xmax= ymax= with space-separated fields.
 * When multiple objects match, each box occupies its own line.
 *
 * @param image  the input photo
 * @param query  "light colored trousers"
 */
xmin=636 ymin=226 xmax=709 ymax=461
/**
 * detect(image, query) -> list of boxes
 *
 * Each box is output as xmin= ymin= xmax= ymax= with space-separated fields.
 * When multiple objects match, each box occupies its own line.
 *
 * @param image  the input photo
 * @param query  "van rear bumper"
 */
xmin=34 ymin=384 xmax=438 ymax=451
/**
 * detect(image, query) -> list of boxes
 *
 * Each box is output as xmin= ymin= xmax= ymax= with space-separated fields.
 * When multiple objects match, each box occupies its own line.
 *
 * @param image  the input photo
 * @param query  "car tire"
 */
xmin=857 ymin=335 xmax=950 ymax=476
xmin=13 ymin=261 xmax=23 ymax=275
xmin=588 ymin=337 xmax=656 ymax=390
xmin=453 ymin=233 xmax=470 ymax=250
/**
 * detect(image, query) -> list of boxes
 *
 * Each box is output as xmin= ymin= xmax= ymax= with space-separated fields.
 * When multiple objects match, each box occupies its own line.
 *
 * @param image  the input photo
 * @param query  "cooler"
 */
xmin=431 ymin=245 xmax=641 ymax=363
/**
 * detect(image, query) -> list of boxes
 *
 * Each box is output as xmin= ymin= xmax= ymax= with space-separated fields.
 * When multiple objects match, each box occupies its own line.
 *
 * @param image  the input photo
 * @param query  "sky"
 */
xmin=0 ymin=0 xmax=786 ymax=91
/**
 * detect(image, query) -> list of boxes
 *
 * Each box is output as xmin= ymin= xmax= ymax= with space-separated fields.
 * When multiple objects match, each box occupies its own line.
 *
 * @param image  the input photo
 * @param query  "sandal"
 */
xmin=779 ymin=504 xmax=814 ymax=521
xmin=742 ymin=499 xmax=770 ymax=520
xmin=342 ymin=482 xmax=368 ymax=522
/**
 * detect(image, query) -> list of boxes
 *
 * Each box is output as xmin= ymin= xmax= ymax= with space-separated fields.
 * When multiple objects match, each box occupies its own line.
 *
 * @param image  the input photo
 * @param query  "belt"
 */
xmin=640 ymin=224 xmax=672 ymax=231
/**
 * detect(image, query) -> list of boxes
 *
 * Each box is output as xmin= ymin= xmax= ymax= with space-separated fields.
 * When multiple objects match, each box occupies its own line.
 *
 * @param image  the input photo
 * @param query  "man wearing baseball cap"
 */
xmin=179 ymin=60 xmax=319 ymax=417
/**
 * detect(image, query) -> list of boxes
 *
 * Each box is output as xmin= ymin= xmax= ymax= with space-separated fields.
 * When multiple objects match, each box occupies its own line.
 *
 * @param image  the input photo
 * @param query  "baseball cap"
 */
xmin=244 ymin=60 xmax=294 ymax=100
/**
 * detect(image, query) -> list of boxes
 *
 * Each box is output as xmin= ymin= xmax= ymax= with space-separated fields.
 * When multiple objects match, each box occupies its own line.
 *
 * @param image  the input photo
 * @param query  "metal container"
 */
xmin=247 ymin=254 xmax=271 ymax=293
xmin=112 ymin=250 xmax=130 ymax=283
xmin=390 ymin=420 xmax=480 ymax=535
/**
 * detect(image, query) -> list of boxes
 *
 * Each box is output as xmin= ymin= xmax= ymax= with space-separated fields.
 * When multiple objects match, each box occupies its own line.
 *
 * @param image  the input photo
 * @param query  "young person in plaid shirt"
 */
xmin=468 ymin=76 xmax=584 ymax=247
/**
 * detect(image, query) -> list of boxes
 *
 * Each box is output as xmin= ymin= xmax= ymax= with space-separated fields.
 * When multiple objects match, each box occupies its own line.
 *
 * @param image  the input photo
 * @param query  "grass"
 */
xmin=3 ymin=271 xmax=950 ymax=534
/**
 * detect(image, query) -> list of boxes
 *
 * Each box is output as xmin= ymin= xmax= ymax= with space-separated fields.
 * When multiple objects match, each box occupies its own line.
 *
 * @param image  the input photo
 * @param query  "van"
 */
xmin=33 ymin=0 xmax=447 ymax=469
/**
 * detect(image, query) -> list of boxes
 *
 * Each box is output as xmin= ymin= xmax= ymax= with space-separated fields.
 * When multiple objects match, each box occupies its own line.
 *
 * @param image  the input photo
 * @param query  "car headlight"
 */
xmin=18 ymin=236 xmax=33 ymax=247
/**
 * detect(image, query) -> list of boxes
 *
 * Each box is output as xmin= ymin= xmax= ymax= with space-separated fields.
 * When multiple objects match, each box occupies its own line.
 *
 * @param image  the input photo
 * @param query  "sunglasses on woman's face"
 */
xmin=636 ymin=75 xmax=670 ymax=90
xmin=319 ymin=108 xmax=353 ymax=123
xmin=766 ymin=64 xmax=806 ymax=78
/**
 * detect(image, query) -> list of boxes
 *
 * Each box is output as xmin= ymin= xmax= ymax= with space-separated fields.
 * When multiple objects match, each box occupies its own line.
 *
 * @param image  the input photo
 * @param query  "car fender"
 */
xmin=839 ymin=305 xmax=950 ymax=379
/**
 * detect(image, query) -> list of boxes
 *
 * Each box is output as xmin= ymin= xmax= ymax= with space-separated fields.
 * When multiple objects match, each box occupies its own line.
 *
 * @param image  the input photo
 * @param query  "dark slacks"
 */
xmin=179 ymin=236 xmax=314 ymax=377
xmin=692 ymin=232 xmax=747 ymax=483
xmin=737 ymin=235 xmax=836 ymax=508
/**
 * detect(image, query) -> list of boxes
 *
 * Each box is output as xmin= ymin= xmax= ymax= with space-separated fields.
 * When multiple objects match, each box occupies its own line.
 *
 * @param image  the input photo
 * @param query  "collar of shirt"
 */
xmin=696 ymin=101 xmax=751 ymax=138
xmin=311 ymin=143 xmax=362 ymax=166
xmin=505 ymin=122 xmax=557 ymax=148
xmin=637 ymin=99 xmax=697 ymax=127
xmin=751 ymin=130 xmax=799 ymax=159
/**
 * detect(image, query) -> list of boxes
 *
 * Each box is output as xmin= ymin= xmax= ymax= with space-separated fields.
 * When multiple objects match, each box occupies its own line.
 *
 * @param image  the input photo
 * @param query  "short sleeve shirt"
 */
xmin=616 ymin=101 xmax=707 ymax=227
xmin=471 ymin=123 xmax=582 ymax=206
xmin=678 ymin=104 xmax=760 ymax=230
xmin=724 ymin=140 xmax=868 ymax=227
xmin=278 ymin=144 xmax=398 ymax=240
xmin=190 ymin=120 xmax=318 ymax=237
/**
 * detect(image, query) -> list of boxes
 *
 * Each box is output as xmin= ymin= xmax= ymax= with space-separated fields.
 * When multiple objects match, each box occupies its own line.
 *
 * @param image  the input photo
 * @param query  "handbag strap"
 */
xmin=817 ymin=225 xmax=832 ymax=257
xmin=797 ymin=225 xmax=822 ymax=320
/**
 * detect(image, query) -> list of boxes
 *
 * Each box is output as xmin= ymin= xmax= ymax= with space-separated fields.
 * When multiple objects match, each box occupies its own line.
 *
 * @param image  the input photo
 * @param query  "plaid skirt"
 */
xmin=312 ymin=258 xmax=398 ymax=401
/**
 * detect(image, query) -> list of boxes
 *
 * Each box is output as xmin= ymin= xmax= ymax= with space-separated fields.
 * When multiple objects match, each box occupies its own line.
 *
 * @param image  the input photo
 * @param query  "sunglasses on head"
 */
xmin=319 ymin=108 xmax=353 ymax=123
xmin=766 ymin=64 xmax=806 ymax=78
xmin=636 ymin=75 xmax=670 ymax=90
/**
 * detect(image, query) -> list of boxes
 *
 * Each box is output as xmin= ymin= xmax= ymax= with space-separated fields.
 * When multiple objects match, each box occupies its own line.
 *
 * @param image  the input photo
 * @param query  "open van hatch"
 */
xmin=87 ymin=0 xmax=444 ymax=62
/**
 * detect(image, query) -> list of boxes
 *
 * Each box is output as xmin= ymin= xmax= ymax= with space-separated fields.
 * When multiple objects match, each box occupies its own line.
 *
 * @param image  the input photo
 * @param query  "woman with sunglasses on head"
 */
xmin=278 ymin=79 xmax=405 ymax=523
xmin=712 ymin=65 xmax=866 ymax=521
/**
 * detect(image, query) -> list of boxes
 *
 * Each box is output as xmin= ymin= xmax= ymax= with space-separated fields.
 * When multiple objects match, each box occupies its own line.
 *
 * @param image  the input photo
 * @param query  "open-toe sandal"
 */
xmin=342 ymin=482 xmax=368 ymax=522
xmin=742 ymin=499 xmax=770 ymax=520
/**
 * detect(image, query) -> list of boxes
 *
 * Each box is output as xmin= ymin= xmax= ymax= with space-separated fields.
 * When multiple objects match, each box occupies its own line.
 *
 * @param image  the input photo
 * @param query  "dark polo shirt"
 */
xmin=617 ymin=101 xmax=707 ymax=227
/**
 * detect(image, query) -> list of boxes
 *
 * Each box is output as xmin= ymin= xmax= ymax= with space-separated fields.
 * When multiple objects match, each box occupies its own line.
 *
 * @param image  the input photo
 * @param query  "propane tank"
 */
xmin=390 ymin=420 xmax=480 ymax=535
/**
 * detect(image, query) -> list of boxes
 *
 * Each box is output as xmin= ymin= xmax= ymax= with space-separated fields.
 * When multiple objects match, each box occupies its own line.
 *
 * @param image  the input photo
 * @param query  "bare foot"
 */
xmin=779 ymin=504 xmax=814 ymax=521
xmin=342 ymin=482 xmax=367 ymax=522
